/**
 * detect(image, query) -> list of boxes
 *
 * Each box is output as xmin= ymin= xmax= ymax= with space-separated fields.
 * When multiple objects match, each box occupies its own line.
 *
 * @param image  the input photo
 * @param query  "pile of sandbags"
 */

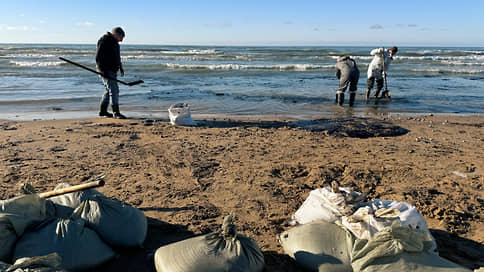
xmin=280 ymin=181 xmax=471 ymax=272
xmin=0 ymin=182 xmax=148 ymax=271
xmin=154 ymin=213 xmax=265 ymax=272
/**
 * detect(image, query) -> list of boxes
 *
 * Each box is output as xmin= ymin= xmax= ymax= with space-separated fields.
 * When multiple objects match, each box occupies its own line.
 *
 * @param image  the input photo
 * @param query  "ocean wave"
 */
xmin=3 ymin=53 xmax=58 ymax=58
xmin=405 ymin=68 xmax=484 ymax=74
xmin=10 ymin=60 xmax=63 ymax=67
xmin=158 ymin=63 xmax=333 ymax=71
xmin=160 ymin=49 xmax=223 ymax=55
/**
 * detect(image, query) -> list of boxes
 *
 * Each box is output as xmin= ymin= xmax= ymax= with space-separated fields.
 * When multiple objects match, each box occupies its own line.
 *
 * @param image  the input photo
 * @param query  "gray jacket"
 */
xmin=335 ymin=56 xmax=359 ymax=81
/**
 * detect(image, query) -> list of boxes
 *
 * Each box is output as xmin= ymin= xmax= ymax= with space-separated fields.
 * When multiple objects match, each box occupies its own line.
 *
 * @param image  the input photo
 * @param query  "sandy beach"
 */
xmin=0 ymin=114 xmax=483 ymax=271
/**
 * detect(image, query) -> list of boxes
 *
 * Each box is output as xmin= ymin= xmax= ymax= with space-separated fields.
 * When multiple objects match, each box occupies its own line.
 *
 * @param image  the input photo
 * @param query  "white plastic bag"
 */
xmin=168 ymin=103 xmax=197 ymax=126
xmin=341 ymin=199 xmax=431 ymax=239
xmin=289 ymin=186 xmax=363 ymax=225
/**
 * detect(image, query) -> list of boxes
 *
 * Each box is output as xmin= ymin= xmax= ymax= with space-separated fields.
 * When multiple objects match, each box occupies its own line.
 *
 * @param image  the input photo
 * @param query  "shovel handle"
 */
xmin=38 ymin=180 xmax=105 ymax=198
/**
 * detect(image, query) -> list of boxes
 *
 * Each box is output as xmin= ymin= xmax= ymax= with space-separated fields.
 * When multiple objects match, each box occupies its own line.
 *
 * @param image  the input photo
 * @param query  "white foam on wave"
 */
xmin=4 ymin=53 xmax=58 ymax=58
xmin=407 ymin=68 xmax=484 ymax=74
xmin=160 ymin=63 xmax=332 ymax=71
xmin=10 ymin=60 xmax=63 ymax=67
xmin=160 ymin=49 xmax=223 ymax=55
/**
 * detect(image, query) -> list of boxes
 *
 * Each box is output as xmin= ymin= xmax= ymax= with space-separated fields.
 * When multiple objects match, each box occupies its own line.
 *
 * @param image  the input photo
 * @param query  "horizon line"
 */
xmin=0 ymin=41 xmax=483 ymax=47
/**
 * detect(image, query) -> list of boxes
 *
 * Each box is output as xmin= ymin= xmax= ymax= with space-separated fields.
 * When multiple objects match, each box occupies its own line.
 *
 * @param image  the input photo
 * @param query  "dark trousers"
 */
xmin=366 ymin=77 xmax=383 ymax=94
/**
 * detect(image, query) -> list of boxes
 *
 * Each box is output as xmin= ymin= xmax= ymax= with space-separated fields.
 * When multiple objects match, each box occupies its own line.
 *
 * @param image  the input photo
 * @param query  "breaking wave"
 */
xmin=158 ymin=63 xmax=332 ymax=71
xmin=9 ymin=60 xmax=64 ymax=67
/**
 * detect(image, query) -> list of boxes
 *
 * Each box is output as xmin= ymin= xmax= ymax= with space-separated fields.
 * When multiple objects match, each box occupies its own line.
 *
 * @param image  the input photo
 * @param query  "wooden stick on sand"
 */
xmin=38 ymin=174 xmax=106 ymax=198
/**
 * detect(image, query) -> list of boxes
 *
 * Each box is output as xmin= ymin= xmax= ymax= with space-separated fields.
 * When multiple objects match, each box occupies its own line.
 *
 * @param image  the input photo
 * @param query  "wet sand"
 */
xmin=0 ymin=115 xmax=483 ymax=271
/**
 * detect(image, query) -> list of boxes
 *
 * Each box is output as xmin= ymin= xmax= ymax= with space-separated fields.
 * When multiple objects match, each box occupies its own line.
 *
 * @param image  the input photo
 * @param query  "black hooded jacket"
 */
xmin=95 ymin=32 xmax=121 ymax=73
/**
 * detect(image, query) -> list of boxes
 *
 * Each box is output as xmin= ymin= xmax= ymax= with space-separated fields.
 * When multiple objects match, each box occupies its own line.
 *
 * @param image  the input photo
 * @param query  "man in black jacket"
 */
xmin=96 ymin=27 xmax=126 ymax=118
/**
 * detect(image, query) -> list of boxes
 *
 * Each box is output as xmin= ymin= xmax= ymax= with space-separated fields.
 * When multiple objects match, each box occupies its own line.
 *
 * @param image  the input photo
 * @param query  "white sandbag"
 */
xmin=154 ymin=214 xmax=264 ymax=272
xmin=13 ymin=218 xmax=115 ymax=271
xmin=279 ymin=220 xmax=354 ymax=272
xmin=168 ymin=103 xmax=197 ymax=126
xmin=351 ymin=222 xmax=470 ymax=272
xmin=71 ymin=195 xmax=147 ymax=247
xmin=289 ymin=186 xmax=363 ymax=225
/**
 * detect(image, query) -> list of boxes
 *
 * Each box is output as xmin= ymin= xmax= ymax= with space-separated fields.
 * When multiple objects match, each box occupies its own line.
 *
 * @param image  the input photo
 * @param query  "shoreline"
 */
xmin=0 ymin=108 xmax=482 ymax=122
xmin=1 ymin=115 xmax=483 ymax=270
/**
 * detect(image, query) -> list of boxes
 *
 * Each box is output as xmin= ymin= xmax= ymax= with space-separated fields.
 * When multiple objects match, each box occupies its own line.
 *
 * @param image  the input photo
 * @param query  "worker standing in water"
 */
xmin=335 ymin=55 xmax=360 ymax=106
xmin=365 ymin=46 xmax=398 ymax=100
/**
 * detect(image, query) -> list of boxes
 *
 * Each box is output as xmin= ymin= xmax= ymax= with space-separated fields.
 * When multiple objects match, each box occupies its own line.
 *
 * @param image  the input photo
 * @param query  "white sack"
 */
xmin=168 ymin=103 xmax=197 ymax=126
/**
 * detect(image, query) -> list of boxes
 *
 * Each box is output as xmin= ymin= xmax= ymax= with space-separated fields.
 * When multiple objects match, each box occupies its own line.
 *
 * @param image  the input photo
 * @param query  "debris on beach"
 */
xmin=168 ymin=103 xmax=197 ymax=126
xmin=280 ymin=181 xmax=472 ymax=271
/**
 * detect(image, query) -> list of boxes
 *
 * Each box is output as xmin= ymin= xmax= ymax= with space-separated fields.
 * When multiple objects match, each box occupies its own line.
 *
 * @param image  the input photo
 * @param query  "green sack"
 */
xmin=0 ymin=195 xmax=48 ymax=263
xmin=154 ymin=214 xmax=264 ymax=272
xmin=351 ymin=222 xmax=470 ymax=272
xmin=279 ymin=220 xmax=354 ymax=272
xmin=13 ymin=218 xmax=115 ymax=271
xmin=72 ymin=195 xmax=147 ymax=247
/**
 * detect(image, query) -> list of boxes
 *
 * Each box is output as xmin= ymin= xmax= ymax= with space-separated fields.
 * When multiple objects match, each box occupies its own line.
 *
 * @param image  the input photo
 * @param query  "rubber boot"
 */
xmin=365 ymin=88 xmax=371 ymax=103
xmin=349 ymin=93 xmax=356 ymax=107
xmin=335 ymin=93 xmax=338 ymax=104
xmin=112 ymin=105 xmax=126 ymax=119
xmin=373 ymin=89 xmax=381 ymax=99
xmin=99 ymin=102 xmax=113 ymax=118
xmin=337 ymin=93 xmax=344 ymax=106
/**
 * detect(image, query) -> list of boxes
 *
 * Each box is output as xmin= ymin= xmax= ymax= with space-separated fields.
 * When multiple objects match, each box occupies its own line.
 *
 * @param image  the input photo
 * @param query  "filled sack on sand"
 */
xmin=154 ymin=214 xmax=264 ymax=272
xmin=340 ymin=199 xmax=437 ymax=253
xmin=47 ymin=183 xmax=147 ymax=247
xmin=351 ymin=222 xmax=470 ymax=272
xmin=168 ymin=103 xmax=197 ymax=126
xmin=279 ymin=220 xmax=354 ymax=272
xmin=0 ymin=195 xmax=48 ymax=262
xmin=47 ymin=183 xmax=100 ymax=210
xmin=71 ymin=195 xmax=147 ymax=247
xmin=288 ymin=185 xmax=365 ymax=225
xmin=13 ymin=218 xmax=115 ymax=271
xmin=1 ymin=253 xmax=64 ymax=272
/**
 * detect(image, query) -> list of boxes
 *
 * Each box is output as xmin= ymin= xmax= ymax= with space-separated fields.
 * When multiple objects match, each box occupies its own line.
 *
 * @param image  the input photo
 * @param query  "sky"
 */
xmin=0 ymin=0 xmax=483 ymax=46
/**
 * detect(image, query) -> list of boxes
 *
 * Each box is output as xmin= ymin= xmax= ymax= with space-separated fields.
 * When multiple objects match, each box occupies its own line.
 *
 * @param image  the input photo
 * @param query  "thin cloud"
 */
xmin=5 ymin=25 xmax=32 ymax=31
xmin=370 ymin=24 xmax=383 ymax=30
xmin=76 ymin=21 xmax=94 ymax=27
xmin=396 ymin=23 xmax=418 ymax=28
xmin=313 ymin=27 xmax=319 ymax=31
xmin=283 ymin=20 xmax=293 ymax=25
xmin=39 ymin=20 xmax=46 ymax=24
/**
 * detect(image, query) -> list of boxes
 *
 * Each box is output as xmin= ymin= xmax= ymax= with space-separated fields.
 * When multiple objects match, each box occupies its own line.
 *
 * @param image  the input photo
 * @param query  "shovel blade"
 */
xmin=127 ymin=80 xmax=144 ymax=86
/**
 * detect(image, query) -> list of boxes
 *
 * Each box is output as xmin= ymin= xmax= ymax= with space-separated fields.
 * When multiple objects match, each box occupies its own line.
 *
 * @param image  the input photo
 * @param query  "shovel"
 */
xmin=59 ymin=57 xmax=143 ymax=86
xmin=380 ymin=49 xmax=391 ymax=100
xmin=20 ymin=173 xmax=106 ymax=198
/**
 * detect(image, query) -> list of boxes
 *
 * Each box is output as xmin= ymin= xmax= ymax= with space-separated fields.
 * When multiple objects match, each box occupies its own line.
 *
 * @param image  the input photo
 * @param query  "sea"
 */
xmin=1 ymin=44 xmax=483 ymax=120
